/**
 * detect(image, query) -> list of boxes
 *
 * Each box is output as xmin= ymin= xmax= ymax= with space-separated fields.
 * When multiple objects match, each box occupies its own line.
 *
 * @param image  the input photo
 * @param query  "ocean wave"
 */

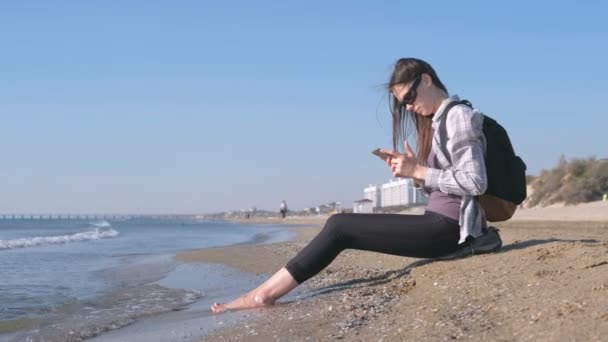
xmin=0 ymin=228 xmax=120 ymax=250
xmin=13 ymin=284 xmax=202 ymax=342
xmin=89 ymin=220 xmax=112 ymax=228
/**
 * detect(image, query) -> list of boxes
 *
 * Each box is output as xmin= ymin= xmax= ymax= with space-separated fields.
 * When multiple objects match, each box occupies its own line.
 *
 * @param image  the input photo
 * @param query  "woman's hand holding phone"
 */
xmin=372 ymin=148 xmax=391 ymax=161
xmin=372 ymin=141 xmax=425 ymax=181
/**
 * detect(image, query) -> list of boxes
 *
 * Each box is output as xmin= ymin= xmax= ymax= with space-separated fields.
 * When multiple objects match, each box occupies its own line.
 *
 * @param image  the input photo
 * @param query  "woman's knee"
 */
xmin=323 ymin=213 xmax=351 ymax=235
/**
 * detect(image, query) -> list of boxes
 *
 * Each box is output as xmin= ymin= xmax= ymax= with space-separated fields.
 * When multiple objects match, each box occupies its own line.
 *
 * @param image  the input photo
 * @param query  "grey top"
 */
xmin=418 ymin=95 xmax=488 ymax=244
xmin=425 ymin=150 xmax=461 ymax=221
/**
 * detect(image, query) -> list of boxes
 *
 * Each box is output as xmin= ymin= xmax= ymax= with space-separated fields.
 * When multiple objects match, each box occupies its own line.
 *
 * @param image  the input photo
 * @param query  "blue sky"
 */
xmin=1 ymin=1 xmax=606 ymax=214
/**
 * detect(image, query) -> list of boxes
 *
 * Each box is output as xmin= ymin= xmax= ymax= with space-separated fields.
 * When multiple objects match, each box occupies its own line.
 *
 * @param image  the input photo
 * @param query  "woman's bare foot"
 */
xmin=211 ymin=290 xmax=273 ymax=313
xmin=210 ymin=267 xmax=298 ymax=313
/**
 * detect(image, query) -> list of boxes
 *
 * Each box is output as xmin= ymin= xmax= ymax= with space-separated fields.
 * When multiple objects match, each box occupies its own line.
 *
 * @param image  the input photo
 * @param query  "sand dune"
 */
xmin=512 ymin=200 xmax=608 ymax=221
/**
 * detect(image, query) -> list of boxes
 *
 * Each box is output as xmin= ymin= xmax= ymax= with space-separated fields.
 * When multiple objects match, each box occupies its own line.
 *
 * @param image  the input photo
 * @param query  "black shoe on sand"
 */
xmin=472 ymin=226 xmax=503 ymax=254
xmin=440 ymin=226 xmax=502 ymax=259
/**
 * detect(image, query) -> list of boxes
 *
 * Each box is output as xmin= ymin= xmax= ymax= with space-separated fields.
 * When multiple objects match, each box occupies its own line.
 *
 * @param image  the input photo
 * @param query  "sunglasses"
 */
xmin=398 ymin=76 xmax=421 ymax=107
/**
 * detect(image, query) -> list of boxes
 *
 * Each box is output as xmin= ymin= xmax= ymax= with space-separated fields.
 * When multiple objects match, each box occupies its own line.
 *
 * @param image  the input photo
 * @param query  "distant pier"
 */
xmin=0 ymin=214 xmax=196 ymax=220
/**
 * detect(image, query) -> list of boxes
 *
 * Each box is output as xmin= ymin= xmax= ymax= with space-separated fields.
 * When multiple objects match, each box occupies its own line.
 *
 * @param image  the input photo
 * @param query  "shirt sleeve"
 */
xmin=424 ymin=105 xmax=487 ymax=196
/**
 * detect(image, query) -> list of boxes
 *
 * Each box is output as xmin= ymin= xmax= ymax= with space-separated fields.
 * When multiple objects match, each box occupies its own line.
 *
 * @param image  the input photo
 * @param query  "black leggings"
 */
xmin=285 ymin=211 xmax=461 ymax=284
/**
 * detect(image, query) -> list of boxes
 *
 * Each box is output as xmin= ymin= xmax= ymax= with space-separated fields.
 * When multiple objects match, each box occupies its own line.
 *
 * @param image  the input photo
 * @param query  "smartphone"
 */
xmin=372 ymin=148 xmax=390 ymax=161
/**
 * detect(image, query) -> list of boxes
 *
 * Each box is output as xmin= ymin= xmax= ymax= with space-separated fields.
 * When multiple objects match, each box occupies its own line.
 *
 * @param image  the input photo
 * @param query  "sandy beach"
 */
xmin=176 ymin=202 xmax=608 ymax=341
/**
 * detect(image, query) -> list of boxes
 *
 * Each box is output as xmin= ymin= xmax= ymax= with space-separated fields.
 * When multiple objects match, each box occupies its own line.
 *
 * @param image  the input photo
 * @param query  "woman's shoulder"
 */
xmin=445 ymin=102 xmax=484 ymax=135
xmin=446 ymin=102 xmax=483 ymax=125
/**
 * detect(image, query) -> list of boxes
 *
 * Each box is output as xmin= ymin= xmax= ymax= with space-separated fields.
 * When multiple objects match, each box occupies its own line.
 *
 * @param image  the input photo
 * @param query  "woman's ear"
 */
xmin=422 ymin=73 xmax=433 ymax=87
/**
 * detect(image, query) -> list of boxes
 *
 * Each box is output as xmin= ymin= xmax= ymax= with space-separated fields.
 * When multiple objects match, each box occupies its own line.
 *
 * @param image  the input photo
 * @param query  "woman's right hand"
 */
xmin=380 ymin=141 xmax=422 ymax=179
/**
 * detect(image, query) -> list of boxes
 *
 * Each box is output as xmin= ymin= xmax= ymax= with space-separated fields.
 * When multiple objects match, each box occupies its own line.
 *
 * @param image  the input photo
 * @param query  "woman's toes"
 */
xmin=211 ymin=303 xmax=224 ymax=313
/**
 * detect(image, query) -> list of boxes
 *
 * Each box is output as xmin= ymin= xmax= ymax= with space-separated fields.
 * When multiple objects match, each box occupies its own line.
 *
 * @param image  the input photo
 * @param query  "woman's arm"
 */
xmin=423 ymin=105 xmax=487 ymax=196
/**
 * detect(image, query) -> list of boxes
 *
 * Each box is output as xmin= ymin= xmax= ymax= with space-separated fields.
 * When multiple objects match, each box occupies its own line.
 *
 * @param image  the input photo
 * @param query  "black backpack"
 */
xmin=439 ymin=100 xmax=527 ymax=222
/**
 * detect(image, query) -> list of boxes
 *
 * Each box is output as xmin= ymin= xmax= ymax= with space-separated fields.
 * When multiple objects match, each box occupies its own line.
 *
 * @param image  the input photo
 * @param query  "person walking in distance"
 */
xmin=279 ymin=200 xmax=288 ymax=219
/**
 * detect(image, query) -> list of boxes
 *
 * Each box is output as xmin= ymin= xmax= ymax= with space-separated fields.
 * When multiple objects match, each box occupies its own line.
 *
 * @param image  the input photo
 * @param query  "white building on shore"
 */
xmin=356 ymin=178 xmax=426 ymax=211
xmin=381 ymin=178 xmax=425 ymax=207
xmin=363 ymin=185 xmax=382 ymax=208
xmin=353 ymin=199 xmax=374 ymax=214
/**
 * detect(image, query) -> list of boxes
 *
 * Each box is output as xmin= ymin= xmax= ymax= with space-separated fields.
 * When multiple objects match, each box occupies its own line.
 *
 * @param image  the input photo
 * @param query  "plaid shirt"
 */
xmin=423 ymin=95 xmax=488 ymax=244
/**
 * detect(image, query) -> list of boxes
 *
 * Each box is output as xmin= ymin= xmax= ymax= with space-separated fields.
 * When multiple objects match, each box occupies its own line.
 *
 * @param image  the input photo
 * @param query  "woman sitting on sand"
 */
xmin=211 ymin=57 xmax=502 ymax=313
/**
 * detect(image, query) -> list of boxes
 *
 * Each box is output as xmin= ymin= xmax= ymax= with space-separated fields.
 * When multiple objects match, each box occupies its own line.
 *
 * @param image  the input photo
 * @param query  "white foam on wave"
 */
xmin=14 ymin=284 xmax=203 ymax=341
xmin=89 ymin=220 xmax=112 ymax=228
xmin=0 ymin=228 xmax=120 ymax=250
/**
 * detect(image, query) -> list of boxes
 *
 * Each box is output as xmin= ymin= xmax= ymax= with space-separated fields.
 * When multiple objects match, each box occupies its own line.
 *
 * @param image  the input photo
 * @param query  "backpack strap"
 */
xmin=436 ymin=100 xmax=472 ymax=165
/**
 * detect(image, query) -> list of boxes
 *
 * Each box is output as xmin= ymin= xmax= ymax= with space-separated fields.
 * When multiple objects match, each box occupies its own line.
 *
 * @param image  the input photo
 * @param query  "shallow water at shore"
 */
xmin=0 ymin=218 xmax=296 ymax=341
xmin=89 ymin=263 xmax=270 ymax=342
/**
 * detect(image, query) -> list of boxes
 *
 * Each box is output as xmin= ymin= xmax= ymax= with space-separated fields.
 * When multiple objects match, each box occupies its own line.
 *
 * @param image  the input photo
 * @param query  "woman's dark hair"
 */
xmin=388 ymin=58 xmax=447 ymax=166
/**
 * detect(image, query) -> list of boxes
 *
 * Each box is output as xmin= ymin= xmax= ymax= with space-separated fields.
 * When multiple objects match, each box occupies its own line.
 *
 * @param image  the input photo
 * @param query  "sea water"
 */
xmin=0 ymin=218 xmax=295 ymax=341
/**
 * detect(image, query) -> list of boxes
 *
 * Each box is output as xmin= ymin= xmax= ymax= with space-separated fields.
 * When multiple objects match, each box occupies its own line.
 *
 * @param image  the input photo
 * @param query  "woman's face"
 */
xmin=391 ymin=74 xmax=435 ymax=116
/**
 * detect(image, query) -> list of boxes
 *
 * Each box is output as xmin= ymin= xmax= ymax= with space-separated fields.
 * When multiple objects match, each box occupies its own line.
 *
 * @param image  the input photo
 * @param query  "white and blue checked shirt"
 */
xmin=422 ymin=95 xmax=488 ymax=244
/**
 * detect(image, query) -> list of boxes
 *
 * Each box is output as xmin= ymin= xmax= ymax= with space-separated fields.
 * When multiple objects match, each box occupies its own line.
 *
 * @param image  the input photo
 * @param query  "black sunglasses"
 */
xmin=398 ymin=77 xmax=421 ymax=107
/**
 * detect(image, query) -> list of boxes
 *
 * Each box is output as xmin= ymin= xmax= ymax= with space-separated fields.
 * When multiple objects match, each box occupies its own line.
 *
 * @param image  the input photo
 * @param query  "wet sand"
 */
xmin=176 ymin=205 xmax=608 ymax=341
